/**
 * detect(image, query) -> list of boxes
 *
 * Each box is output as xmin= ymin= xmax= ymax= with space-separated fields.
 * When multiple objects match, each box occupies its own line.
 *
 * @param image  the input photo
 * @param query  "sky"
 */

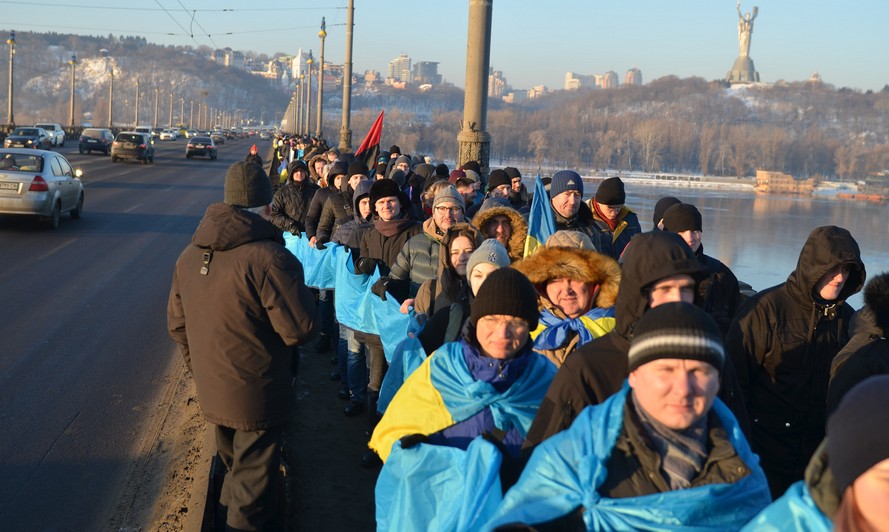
xmin=1 ymin=0 xmax=887 ymax=93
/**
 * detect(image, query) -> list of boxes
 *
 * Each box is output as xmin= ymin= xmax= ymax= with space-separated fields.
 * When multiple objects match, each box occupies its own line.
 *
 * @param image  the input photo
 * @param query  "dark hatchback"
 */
xmin=111 ymin=132 xmax=154 ymax=164
xmin=79 ymin=128 xmax=115 ymax=155
xmin=4 ymin=127 xmax=52 ymax=150
xmin=185 ymin=136 xmax=217 ymax=160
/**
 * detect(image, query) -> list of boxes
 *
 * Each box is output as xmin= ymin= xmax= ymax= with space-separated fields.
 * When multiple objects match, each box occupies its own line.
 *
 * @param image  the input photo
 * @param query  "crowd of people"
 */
xmin=167 ymin=133 xmax=889 ymax=531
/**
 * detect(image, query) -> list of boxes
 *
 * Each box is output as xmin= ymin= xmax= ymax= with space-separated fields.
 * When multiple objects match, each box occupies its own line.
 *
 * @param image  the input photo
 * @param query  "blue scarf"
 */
xmin=534 ymin=307 xmax=615 ymax=350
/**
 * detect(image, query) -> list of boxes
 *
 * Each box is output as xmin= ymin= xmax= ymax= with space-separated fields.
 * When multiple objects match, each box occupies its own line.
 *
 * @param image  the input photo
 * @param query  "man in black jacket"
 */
xmin=269 ymin=159 xmax=319 ymax=235
xmin=167 ymin=162 xmax=315 ymax=530
xmin=727 ymin=225 xmax=865 ymax=498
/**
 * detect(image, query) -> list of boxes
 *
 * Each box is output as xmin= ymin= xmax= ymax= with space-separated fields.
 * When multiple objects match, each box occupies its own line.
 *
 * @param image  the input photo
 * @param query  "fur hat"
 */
xmin=432 ymin=185 xmax=465 ymax=210
xmin=628 ymin=302 xmax=725 ymax=372
xmin=369 ymin=178 xmax=401 ymax=206
xmin=224 ymin=161 xmax=272 ymax=208
xmin=828 ymin=375 xmax=889 ymax=492
xmin=546 ymin=230 xmax=595 ymax=251
xmin=471 ymin=267 xmax=540 ymax=330
xmin=662 ymin=203 xmax=703 ymax=233
xmin=512 ymin=246 xmax=621 ymax=309
xmin=595 ymin=177 xmax=626 ymax=206
xmin=550 ymin=170 xmax=583 ymax=198
xmin=487 ymin=169 xmax=511 ymax=192
xmin=467 ymin=239 xmax=511 ymax=278
xmin=653 ymin=196 xmax=682 ymax=228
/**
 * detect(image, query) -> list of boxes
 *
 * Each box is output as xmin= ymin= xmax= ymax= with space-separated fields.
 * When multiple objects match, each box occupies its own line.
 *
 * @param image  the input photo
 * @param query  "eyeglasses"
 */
xmin=478 ymin=315 xmax=530 ymax=330
xmin=434 ymin=206 xmax=462 ymax=214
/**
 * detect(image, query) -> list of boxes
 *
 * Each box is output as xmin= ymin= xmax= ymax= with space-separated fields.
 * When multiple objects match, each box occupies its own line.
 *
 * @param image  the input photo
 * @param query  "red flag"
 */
xmin=354 ymin=110 xmax=384 ymax=169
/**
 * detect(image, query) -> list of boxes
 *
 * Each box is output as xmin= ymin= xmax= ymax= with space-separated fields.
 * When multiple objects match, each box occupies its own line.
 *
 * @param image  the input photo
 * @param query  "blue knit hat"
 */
xmin=550 ymin=170 xmax=583 ymax=198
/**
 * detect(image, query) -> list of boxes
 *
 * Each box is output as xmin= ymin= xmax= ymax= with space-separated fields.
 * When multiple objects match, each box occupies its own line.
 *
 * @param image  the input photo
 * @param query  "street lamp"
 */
xmin=68 ymin=53 xmax=77 ymax=130
xmin=297 ymin=75 xmax=304 ymax=135
xmin=134 ymin=79 xmax=140 ymax=129
xmin=316 ymin=18 xmax=326 ymax=138
xmin=305 ymin=52 xmax=313 ymax=134
xmin=153 ymin=87 xmax=159 ymax=129
xmin=107 ymin=63 xmax=114 ymax=129
xmin=7 ymin=30 xmax=15 ymax=128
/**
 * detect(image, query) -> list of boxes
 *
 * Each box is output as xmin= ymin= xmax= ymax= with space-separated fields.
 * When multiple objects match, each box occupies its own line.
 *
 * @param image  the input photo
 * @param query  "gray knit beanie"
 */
xmin=432 ymin=185 xmax=465 ymax=210
xmin=467 ymin=238 xmax=511 ymax=278
xmin=224 ymin=161 xmax=272 ymax=208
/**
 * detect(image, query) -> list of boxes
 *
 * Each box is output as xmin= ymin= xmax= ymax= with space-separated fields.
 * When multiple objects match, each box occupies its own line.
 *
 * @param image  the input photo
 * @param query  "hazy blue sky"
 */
xmin=2 ymin=0 xmax=887 ymax=92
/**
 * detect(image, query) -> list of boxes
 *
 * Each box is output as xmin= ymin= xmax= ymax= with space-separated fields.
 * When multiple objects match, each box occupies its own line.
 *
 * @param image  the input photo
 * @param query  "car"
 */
xmin=133 ymin=126 xmax=153 ymax=138
xmin=184 ymin=130 xmax=198 ymax=139
xmin=4 ymin=127 xmax=53 ymax=150
xmin=151 ymin=127 xmax=163 ymax=139
xmin=210 ymin=131 xmax=225 ymax=145
xmin=78 ymin=128 xmax=115 ymax=155
xmin=35 ymin=123 xmax=66 ymax=147
xmin=185 ymin=136 xmax=217 ymax=160
xmin=0 ymin=148 xmax=84 ymax=229
xmin=111 ymin=132 xmax=155 ymax=164
xmin=258 ymin=131 xmax=271 ymax=140
xmin=159 ymin=129 xmax=179 ymax=141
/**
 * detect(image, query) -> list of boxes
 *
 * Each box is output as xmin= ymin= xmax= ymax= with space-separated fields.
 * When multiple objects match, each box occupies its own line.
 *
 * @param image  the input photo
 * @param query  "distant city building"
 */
xmin=388 ymin=53 xmax=411 ymax=84
xmin=809 ymin=71 xmax=823 ymax=85
xmin=503 ymin=91 xmax=528 ymax=104
xmin=625 ymin=67 xmax=643 ymax=86
xmin=565 ymin=72 xmax=596 ymax=90
xmin=213 ymin=48 xmax=245 ymax=69
xmin=413 ymin=61 xmax=442 ymax=85
xmin=528 ymin=85 xmax=549 ymax=99
xmin=597 ymin=71 xmax=619 ymax=89
xmin=364 ymin=69 xmax=383 ymax=85
xmin=489 ymin=68 xmax=508 ymax=98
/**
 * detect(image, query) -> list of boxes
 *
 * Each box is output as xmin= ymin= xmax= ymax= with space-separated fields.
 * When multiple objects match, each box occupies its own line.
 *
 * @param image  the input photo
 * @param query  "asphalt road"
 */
xmin=0 ymin=136 xmax=263 ymax=530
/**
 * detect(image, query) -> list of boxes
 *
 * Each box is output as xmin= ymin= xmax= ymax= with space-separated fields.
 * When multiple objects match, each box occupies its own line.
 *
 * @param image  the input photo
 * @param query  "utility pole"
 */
xmin=189 ymin=99 xmax=194 ymax=129
xmin=457 ymin=0 xmax=493 ymax=171
xmin=107 ymin=65 xmax=113 ymax=129
xmin=7 ymin=31 xmax=16 ymax=128
xmin=305 ymin=52 xmax=313 ymax=134
xmin=168 ymin=92 xmax=173 ymax=128
xmin=134 ymin=79 xmax=140 ymax=128
xmin=68 ymin=53 xmax=77 ymax=130
xmin=153 ymin=87 xmax=159 ymax=129
xmin=316 ymin=18 xmax=326 ymax=138
xmin=339 ymin=0 xmax=354 ymax=151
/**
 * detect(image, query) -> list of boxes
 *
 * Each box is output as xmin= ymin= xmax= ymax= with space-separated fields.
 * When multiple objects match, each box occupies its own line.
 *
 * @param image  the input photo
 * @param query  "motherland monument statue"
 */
xmin=727 ymin=1 xmax=761 ymax=83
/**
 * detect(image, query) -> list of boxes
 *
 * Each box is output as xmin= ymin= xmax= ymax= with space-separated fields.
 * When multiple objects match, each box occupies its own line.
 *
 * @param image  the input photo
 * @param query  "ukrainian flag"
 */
xmin=523 ymin=175 xmax=556 ymax=257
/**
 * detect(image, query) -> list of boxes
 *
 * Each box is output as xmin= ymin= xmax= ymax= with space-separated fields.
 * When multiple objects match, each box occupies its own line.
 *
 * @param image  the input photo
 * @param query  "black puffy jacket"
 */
xmin=269 ymin=178 xmax=319 ymax=234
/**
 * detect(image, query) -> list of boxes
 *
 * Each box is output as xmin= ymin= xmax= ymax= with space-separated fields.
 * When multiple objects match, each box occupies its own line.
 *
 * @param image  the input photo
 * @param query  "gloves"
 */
xmin=399 ymin=433 xmax=430 ymax=450
xmin=285 ymin=221 xmax=301 ymax=237
xmin=314 ymin=240 xmax=327 ymax=250
xmin=371 ymin=277 xmax=390 ymax=301
xmin=355 ymin=257 xmax=379 ymax=276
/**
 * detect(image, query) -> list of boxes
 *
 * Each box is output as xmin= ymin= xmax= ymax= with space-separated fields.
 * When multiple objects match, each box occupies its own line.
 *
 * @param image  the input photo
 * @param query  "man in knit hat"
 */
xmin=168 ymin=161 xmax=316 ymax=530
xmin=548 ymin=170 xmax=602 ymax=251
xmin=490 ymin=302 xmax=770 ymax=530
xmin=662 ymin=203 xmax=743 ymax=337
xmin=505 ymin=166 xmax=531 ymax=211
xmin=388 ymin=185 xmax=466 ymax=298
xmin=588 ymin=176 xmax=642 ymax=259
xmin=652 ymin=196 xmax=682 ymax=230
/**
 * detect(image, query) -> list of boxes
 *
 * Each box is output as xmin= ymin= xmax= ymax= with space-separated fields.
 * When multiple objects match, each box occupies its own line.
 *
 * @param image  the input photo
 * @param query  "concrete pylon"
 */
xmin=457 ymin=0 xmax=493 ymax=173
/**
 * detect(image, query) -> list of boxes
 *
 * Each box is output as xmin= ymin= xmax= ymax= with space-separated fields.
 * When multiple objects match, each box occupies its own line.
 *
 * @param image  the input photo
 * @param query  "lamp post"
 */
xmin=153 ymin=87 xmax=159 ymax=129
xmin=180 ymin=98 xmax=184 ymax=129
xmin=168 ymin=92 xmax=173 ymax=128
xmin=68 ymin=53 xmax=77 ymax=130
xmin=107 ymin=64 xmax=114 ymax=129
xmin=339 ymin=0 xmax=354 ymax=150
xmin=189 ymin=100 xmax=194 ymax=129
xmin=7 ymin=30 xmax=15 ymax=128
xmin=297 ymin=75 xmax=304 ymax=135
xmin=305 ymin=52 xmax=313 ymax=134
xmin=316 ymin=18 xmax=326 ymax=138
xmin=134 ymin=79 xmax=140 ymax=129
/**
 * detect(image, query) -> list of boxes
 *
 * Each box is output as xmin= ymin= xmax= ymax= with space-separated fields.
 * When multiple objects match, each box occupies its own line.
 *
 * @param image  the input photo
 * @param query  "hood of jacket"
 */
xmin=786 ymin=226 xmax=865 ymax=309
xmin=805 ymin=439 xmax=841 ymax=520
xmin=422 ymin=216 xmax=446 ymax=242
xmin=613 ymin=231 xmax=705 ymax=339
xmin=472 ymin=206 xmax=529 ymax=263
xmin=864 ymin=272 xmax=889 ymax=334
xmin=436 ymin=223 xmax=483 ymax=302
xmin=352 ymin=180 xmax=373 ymax=222
xmin=307 ymin=154 xmax=326 ymax=181
xmin=192 ymin=203 xmax=283 ymax=252
xmin=513 ymin=246 xmax=621 ymax=311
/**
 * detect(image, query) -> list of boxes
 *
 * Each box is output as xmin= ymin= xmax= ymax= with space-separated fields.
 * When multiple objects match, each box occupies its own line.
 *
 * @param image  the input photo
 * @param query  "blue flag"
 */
xmin=523 ymin=174 xmax=556 ymax=256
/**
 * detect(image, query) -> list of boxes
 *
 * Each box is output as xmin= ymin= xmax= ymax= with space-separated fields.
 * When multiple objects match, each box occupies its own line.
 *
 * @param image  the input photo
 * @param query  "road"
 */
xmin=0 ymin=136 xmax=260 ymax=531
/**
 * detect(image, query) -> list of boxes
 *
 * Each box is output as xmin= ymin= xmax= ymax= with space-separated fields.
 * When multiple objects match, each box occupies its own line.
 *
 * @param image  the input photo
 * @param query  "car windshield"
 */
xmin=83 ymin=129 xmax=104 ymax=136
xmin=192 ymin=137 xmax=212 ymax=143
xmin=37 ymin=124 xmax=57 ymax=130
xmin=0 ymin=153 xmax=44 ymax=172
xmin=117 ymin=133 xmax=144 ymax=143
xmin=13 ymin=128 xmax=39 ymax=136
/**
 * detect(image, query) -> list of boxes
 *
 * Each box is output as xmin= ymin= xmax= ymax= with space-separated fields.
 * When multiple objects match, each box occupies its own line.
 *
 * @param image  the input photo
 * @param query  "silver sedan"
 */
xmin=0 ymin=148 xmax=84 ymax=229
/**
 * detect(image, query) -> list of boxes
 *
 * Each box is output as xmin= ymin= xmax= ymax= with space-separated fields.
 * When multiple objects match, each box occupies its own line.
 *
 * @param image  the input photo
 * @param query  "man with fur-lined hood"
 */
xmin=512 ymin=231 xmax=621 ymax=367
xmin=472 ymin=203 xmax=528 ymax=263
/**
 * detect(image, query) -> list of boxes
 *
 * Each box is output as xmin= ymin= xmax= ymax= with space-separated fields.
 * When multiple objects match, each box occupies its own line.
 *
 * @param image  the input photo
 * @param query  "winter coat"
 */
xmin=472 ymin=206 xmax=529 ymax=263
xmin=269 ymin=178 xmax=319 ymax=235
xmin=331 ymin=184 xmax=374 ymax=254
xmin=307 ymin=154 xmax=326 ymax=184
xmin=552 ymin=202 xmax=605 ymax=253
xmin=413 ymin=224 xmax=481 ymax=318
xmin=358 ymin=192 xmax=423 ymax=289
xmin=167 ymin=203 xmax=316 ymax=431
xmin=588 ymin=201 xmax=643 ymax=259
xmin=316 ymin=178 xmax=362 ymax=243
xmin=512 ymin=246 xmax=621 ymax=367
xmin=695 ymin=245 xmax=744 ymax=338
xmin=508 ymin=183 xmax=532 ymax=211
xmin=244 ymin=153 xmax=263 ymax=167
xmin=304 ymin=183 xmax=338 ymax=239
xmin=826 ymin=273 xmax=889 ymax=415
xmin=418 ymin=299 xmax=471 ymax=355
xmin=726 ymin=225 xmax=864 ymax=497
xmin=389 ymin=217 xmax=448 ymax=297
xmin=523 ymin=231 xmax=748 ymax=447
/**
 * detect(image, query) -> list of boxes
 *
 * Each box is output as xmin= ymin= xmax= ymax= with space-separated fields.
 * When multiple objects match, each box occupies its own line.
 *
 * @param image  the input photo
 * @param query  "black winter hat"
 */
xmin=828 ymin=375 xmax=889 ymax=493
xmin=596 ymin=177 xmax=626 ymax=206
xmin=389 ymin=169 xmax=407 ymax=188
xmin=224 ymin=161 xmax=272 ymax=208
xmin=328 ymin=161 xmax=349 ymax=178
xmin=435 ymin=163 xmax=450 ymax=177
xmin=369 ymin=178 xmax=402 ymax=206
xmin=628 ymin=302 xmax=725 ymax=372
xmin=653 ymin=196 xmax=682 ymax=228
xmin=504 ymin=167 xmax=522 ymax=180
xmin=662 ymin=203 xmax=703 ymax=233
xmin=487 ymin=169 xmax=511 ymax=192
xmin=347 ymin=160 xmax=368 ymax=177
xmin=389 ymin=145 xmax=401 ymax=156
xmin=461 ymin=160 xmax=481 ymax=174
xmin=471 ymin=267 xmax=540 ymax=330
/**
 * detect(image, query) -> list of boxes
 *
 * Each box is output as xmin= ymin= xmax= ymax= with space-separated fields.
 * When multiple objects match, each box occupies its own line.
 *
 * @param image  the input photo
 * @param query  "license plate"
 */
xmin=195 ymin=144 xmax=204 ymax=148
xmin=0 ymin=182 xmax=19 ymax=190
xmin=88 ymin=139 xmax=97 ymax=143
